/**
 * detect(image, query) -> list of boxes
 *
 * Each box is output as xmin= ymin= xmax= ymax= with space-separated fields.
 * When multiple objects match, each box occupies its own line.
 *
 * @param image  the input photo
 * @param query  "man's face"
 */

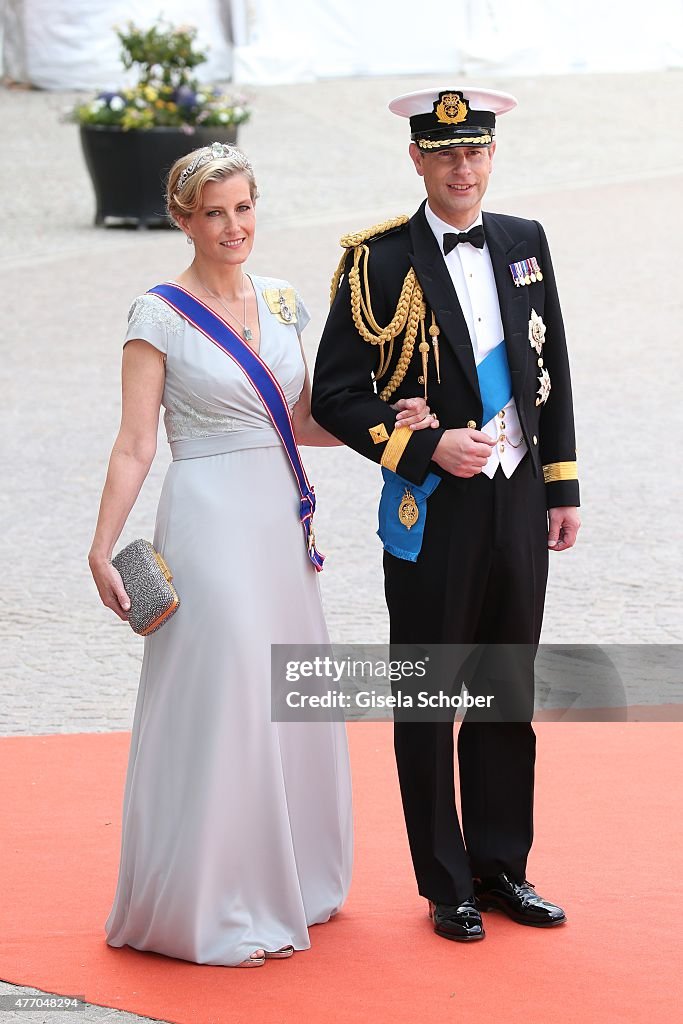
xmin=409 ymin=142 xmax=495 ymax=228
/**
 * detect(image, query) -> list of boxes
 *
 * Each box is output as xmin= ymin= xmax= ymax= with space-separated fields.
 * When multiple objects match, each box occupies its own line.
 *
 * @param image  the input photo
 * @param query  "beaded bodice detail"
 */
xmin=128 ymin=295 xmax=185 ymax=336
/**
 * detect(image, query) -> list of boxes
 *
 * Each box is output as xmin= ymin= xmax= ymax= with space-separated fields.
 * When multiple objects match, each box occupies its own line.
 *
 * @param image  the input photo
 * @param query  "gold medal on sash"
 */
xmin=398 ymin=488 xmax=419 ymax=530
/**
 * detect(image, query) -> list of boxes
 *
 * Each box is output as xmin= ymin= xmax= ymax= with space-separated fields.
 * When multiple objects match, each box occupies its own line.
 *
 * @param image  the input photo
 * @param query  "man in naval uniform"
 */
xmin=311 ymin=87 xmax=581 ymax=942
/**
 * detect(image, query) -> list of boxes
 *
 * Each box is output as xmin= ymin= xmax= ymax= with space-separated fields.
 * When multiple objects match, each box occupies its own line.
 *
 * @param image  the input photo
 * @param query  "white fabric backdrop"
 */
xmin=3 ymin=0 xmax=683 ymax=89
xmin=1 ymin=0 xmax=233 ymax=90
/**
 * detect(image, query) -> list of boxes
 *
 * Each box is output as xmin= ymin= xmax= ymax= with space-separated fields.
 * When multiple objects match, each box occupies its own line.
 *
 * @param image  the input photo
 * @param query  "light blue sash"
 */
xmin=477 ymin=340 xmax=512 ymax=425
xmin=377 ymin=469 xmax=441 ymax=562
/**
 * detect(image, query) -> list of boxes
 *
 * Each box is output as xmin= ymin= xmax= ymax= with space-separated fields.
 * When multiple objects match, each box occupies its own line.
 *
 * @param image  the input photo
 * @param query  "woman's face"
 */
xmin=183 ymin=173 xmax=256 ymax=265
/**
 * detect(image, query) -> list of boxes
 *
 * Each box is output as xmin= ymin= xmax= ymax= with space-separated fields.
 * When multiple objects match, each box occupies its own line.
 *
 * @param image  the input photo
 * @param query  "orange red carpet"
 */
xmin=0 ymin=723 xmax=680 ymax=1023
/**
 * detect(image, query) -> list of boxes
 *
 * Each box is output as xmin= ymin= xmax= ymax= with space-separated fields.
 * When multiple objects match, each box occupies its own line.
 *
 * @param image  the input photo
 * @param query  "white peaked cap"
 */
xmin=389 ymin=88 xmax=518 ymax=118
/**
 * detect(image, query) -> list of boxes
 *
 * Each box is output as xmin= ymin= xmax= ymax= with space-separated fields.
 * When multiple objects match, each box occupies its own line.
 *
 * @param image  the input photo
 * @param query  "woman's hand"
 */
xmin=392 ymin=397 xmax=440 ymax=431
xmin=88 ymin=554 xmax=131 ymax=621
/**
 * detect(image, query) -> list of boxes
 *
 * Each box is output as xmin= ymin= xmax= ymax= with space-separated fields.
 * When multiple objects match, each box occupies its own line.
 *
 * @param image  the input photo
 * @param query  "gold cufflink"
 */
xmin=467 ymin=420 xmax=477 ymax=429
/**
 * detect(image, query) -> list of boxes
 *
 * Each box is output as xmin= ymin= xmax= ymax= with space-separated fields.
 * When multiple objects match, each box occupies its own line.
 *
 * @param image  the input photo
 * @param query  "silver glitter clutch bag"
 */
xmin=112 ymin=539 xmax=180 ymax=636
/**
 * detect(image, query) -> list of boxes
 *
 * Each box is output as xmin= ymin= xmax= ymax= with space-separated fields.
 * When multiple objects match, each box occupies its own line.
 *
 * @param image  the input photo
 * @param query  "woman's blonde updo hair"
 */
xmin=166 ymin=143 xmax=258 ymax=226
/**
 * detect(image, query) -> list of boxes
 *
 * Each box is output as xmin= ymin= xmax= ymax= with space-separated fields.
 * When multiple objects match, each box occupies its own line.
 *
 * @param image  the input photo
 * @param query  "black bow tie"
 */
xmin=442 ymin=225 xmax=486 ymax=254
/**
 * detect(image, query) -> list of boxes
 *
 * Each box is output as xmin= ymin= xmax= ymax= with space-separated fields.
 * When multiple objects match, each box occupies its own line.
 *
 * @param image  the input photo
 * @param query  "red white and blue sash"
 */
xmin=149 ymin=282 xmax=324 ymax=572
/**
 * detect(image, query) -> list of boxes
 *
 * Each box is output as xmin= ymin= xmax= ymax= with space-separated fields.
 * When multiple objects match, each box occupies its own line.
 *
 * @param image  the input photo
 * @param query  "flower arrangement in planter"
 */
xmin=70 ymin=21 xmax=250 ymax=227
xmin=72 ymin=21 xmax=249 ymax=133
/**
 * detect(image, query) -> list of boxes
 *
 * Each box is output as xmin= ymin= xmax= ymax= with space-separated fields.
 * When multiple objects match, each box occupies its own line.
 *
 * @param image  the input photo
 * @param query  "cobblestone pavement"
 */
xmin=1 ymin=71 xmax=682 ymax=1021
xmin=0 ymin=981 xmax=156 ymax=1024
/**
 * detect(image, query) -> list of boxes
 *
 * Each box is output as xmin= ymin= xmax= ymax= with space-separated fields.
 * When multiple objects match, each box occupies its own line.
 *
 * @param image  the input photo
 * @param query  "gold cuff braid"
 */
xmin=380 ymin=426 xmax=413 ymax=473
xmin=543 ymin=461 xmax=578 ymax=484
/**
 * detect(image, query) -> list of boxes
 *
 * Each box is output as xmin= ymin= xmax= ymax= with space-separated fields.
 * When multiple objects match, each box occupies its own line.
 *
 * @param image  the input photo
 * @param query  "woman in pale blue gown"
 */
xmin=88 ymin=143 xmax=438 ymax=968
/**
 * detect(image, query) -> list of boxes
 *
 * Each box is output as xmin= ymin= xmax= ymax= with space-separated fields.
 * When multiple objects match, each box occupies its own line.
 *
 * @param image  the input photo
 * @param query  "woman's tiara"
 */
xmin=176 ymin=142 xmax=240 ymax=193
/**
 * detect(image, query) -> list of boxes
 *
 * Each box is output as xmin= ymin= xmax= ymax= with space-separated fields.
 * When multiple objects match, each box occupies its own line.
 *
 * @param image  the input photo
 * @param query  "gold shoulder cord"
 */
xmin=329 ymin=215 xmax=437 ymax=402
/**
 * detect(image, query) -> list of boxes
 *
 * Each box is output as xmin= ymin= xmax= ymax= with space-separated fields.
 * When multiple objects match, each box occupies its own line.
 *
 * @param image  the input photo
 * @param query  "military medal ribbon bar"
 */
xmin=509 ymin=260 xmax=525 ymax=287
xmin=509 ymin=257 xmax=543 ymax=287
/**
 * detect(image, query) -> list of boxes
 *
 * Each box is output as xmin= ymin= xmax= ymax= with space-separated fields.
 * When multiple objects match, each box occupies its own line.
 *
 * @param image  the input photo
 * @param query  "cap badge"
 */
xmin=434 ymin=91 xmax=469 ymax=125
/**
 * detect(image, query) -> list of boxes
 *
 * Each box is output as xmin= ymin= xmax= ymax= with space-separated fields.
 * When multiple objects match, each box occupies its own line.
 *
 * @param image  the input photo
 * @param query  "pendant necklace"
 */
xmin=197 ymin=272 xmax=253 ymax=342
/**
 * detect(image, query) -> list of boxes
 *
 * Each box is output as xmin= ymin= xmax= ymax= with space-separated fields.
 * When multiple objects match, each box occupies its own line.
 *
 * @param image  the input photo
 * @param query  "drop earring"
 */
xmin=186 ymin=235 xmax=194 ymax=245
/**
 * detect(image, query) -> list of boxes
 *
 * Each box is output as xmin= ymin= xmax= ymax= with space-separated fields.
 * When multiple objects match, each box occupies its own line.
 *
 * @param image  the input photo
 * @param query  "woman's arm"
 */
xmin=292 ymin=340 xmax=439 ymax=447
xmin=291 ymin=357 xmax=343 ymax=447
xmin=88 ymin=340 xmax=166 ymax=618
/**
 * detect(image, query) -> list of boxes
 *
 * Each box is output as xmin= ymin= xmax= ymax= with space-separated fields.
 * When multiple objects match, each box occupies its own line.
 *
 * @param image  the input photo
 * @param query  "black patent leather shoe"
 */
xmin=474 ymin=873 xmax=566 ymax=927
xmin=428 ymin=899 xmax=485 ymax=942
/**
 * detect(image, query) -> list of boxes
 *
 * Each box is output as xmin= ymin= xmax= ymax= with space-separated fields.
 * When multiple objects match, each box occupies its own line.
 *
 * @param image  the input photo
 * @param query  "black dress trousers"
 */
xmin=385 ymin=454 xmax=549 ymax=904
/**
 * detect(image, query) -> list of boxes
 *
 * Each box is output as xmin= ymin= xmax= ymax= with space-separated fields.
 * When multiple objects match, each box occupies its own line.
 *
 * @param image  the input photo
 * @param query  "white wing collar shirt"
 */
xmin=424 ymin=202 xmax=527 ymax=479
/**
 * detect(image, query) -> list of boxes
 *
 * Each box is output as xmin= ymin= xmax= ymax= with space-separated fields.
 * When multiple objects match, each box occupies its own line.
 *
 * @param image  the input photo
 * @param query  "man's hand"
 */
xmin=548 ymin=506 xmax=581 ymax=551
xmin=392 ymin=397 xmax=440 ymax=430
xmin=432 ymin=428 xmax=496 ymax=477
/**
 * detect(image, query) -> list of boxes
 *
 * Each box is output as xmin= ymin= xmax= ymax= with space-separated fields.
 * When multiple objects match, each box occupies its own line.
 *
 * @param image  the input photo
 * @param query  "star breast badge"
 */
xmin=528 ymin=309 xmax=546 ymax=354
xmin=536 ymin=367 xmax=551 ymax=407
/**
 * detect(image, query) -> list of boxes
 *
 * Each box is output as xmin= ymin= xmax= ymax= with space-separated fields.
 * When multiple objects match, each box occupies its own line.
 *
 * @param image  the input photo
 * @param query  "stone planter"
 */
xmin=79 ymin=124 xmax=238 ymax=228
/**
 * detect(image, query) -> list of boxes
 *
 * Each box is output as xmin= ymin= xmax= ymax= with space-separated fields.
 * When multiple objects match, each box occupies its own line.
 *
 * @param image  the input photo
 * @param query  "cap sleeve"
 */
xmin=124 ymin=294 xmax=184 ymax=355
xmin=295 ymin=292 xmax=311 ymax=333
